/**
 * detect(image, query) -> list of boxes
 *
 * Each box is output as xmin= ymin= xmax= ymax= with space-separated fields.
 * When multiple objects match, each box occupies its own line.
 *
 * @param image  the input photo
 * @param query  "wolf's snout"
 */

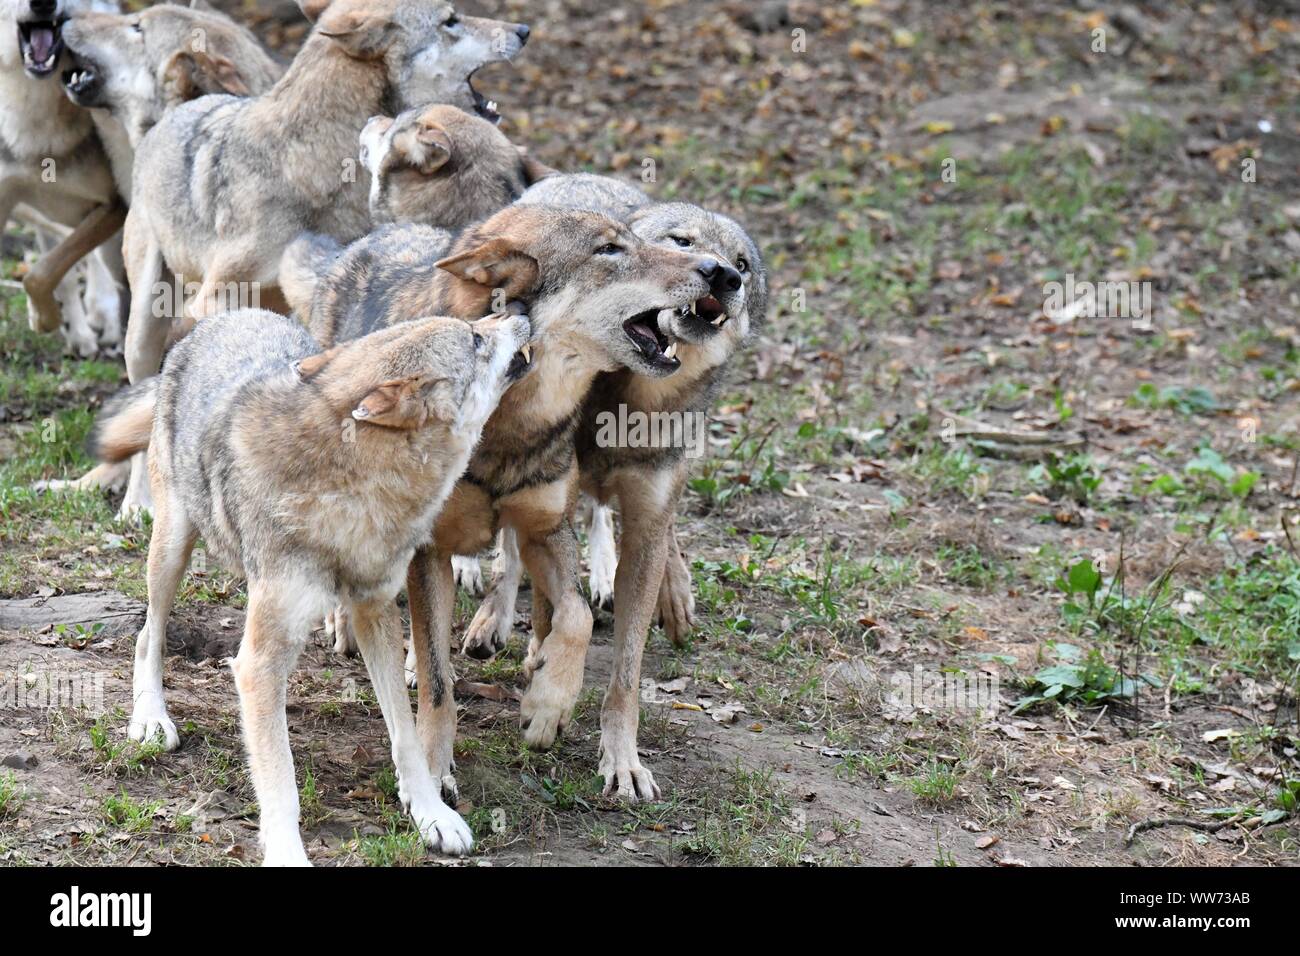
xmin=514 ymin=24 xmax=530 ymax=45
xmin=696 ymin=258 xmax=743 ymax=295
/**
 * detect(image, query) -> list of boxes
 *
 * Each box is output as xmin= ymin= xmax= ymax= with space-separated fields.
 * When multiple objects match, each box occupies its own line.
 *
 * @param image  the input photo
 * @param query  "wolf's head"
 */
xmin=436 ymin=204 xmax=738 ymax=380
xmin=629 ymin=203 xmax=768 ymax=350
xmin=295 ymin=312 xmax=532 ymax=440
xmin=3 ymin=0 xmax=109 ymax=78
xmin=60 ymin=4 xmax=280 ymax=144
xmin=300 ymin=0 xmax=529 ymax=124
xmin=360 ymin=104 xmax=553 ymax=228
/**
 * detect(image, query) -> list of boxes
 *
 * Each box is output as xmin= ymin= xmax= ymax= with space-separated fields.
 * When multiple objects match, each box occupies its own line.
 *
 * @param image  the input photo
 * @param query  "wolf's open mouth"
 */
xmin=18 ymin=19 xmax=66 ymax=78
xmin=467 ymin=70 xmax=500 ymax=125
xmin=61 ymin=62 xmax=103 ymax=106
xmin=624 ymin=309 xmax=680 ymax=370
xmin=693 ymin=295 xmax=727 ymax=326
xmin=506 ymin=343 xmax=533 ymax=381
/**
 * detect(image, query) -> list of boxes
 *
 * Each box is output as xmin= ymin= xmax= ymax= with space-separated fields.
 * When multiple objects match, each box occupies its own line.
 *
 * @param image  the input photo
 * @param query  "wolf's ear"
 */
xmin=517 ymin=147 xmax=557 ymax=186
xmin=318 ymin=6 xmax=393 ymax=60
xmin=160 ymin=50 xmax=251 ymax=106
xmin=296 ymin=0 xmax=331 ymax=23
xmin=293 ymin=347 xmax=340 ymax=382
xmin=396 ymin=122 xmax=452 ymax=175
xmin=351 ymin=377 xmax=430 ymax=430
xmin=436 ymin=239 xmax=539 ymax=299
xmin=189 ymin=0 xmax=217 ymax=12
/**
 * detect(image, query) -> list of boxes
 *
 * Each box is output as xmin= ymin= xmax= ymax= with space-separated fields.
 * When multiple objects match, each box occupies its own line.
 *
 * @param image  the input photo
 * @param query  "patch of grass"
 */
xmin=354 ymin=816 xmax=427 ymax=867
xmin=681 ymin=765 xmax=809 ymax=865
xmin=0 ymin=771 xmax=25 ymax=818
xmin=908 ymin=760 xmax=961 ymax=805
xmin=102 ymin=789 xmax=162 ymax=832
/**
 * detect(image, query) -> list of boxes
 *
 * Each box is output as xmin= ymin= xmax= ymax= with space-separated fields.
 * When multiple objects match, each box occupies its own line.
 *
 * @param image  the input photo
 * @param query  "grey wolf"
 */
xmin=85 ymin=306 xmax=532 ymax=864
xmin=1 ymin=0 xmax=125 ymax=357
xmin=116 ymin=0 xmax=529 ymax=515
xmin=359 ymin=103 xmax=553 ymax=229
xmin=465 ymin=174 xmax=767 ymax=801
xmin=291 ymin=202 xmax=736 ymax=798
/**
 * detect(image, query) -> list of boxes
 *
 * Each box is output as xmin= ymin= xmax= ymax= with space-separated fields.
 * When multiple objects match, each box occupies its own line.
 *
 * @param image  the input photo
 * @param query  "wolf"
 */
xmin=359 ymin=103 xmax=553 ymax=229
xmin=1 ymin=0 xmax=125 ymax=356
xmin=286 ymin=202 xmax=739 ymax=795
xmin=462 ymin=174 xmax=767 ymax=801
xmin=84 ymin=306 xmax=532 ymax=864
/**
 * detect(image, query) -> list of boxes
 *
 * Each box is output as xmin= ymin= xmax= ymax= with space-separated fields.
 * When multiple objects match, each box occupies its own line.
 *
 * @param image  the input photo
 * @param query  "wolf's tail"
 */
xmin=87 ymin=378 xmax=158 ymax=465
xmin=280 ymin=231 xmax=344 ymax=321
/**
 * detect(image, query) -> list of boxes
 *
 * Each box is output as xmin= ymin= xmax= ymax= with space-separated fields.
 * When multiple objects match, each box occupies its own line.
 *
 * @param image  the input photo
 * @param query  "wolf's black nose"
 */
xmin=697 ymin=258 xmax=742 ymax=294
xmin=515 ymin=24 xmax=530 ymax=44
xmin=30 ymin=0 xmax=58 ymax=17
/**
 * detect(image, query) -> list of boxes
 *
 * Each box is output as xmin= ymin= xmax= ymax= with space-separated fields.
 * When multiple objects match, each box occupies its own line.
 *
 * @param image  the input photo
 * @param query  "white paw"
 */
xmin=589 ymin=567 xmax=614 ymax=611
xmin=598 ymin=743 xmax=662 ymax=803
xmin=64 ymin=324 xmax=99 ymax=359
xmin=452 ymin=554 xmax=484 ymax=595
xmin=117 ymin=484 xmax=154 ymax=524
xmin=261 ymin=840 xmax=312 ymax=867
xmin=127 ymin=699 xmax=179 ymax=751
xmin=408 ymin=792 xmax=473 ymax=856
xmin=461 ymin=598 xmax=510 ymax=660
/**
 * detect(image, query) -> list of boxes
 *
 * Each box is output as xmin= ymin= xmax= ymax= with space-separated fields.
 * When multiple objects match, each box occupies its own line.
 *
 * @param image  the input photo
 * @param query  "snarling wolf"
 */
xmin=286 ymin=202 xmax=737 ymax=805
xmin=115 ymin=0 xmax=529 ymax=516
xmin=86 ymin=306 xmax=532 ymax=864
xmin=61 ymin=1 xmax=284 ymax=181
xmin=465 ymin=174 xmax=767 ymax=800
xmin=360 ymin=103 xmax=553 ymax=228
xmin=1 ymin=0 xmax=125 ymax=357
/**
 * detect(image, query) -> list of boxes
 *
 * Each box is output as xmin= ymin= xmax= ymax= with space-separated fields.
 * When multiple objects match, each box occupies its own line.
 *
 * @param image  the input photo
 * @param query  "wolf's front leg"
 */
xmin=598 ymin=473 xmax=681 ymax=802
xmin=353 ymin=596 xmax=472 ymax=856
xmin=407 ymin=546 xmax=461 ymax=802
xmin=231 ymin=582 xmax=312 ymax=866
xmin=461 ymin=527 xmax=521 ymax=660
xmin=517 ymin=522 xmax=592 ymax=750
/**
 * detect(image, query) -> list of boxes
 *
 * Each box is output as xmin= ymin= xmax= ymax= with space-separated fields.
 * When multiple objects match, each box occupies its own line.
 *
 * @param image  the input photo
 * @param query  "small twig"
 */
xmin=1125 ymin=814 xmax=1239 ymax=846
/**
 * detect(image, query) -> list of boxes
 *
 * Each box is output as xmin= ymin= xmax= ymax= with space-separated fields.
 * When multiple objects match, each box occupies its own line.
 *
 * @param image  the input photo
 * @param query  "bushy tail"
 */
xmin=279 ymin=231 xmax=344 ymax=322
xmin=87 ymin=378 xmax=158 ymax=465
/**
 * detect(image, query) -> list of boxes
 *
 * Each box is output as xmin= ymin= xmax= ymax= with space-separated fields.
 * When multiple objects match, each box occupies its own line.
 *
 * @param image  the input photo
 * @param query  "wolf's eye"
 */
xmin=444 ymin=14 xmax=460 ymax=28
xmin=736 ymin=257 xmax=749 ymax=274
xmin=472 ymin=332 xmax=484 ymax=350
xmin=670 ymin=235 xmax=692 ymax=248
xmin=131 ymin=20 xmax=143 ymax=34
xmin=595 ymin=243 xmax=623 ymax=256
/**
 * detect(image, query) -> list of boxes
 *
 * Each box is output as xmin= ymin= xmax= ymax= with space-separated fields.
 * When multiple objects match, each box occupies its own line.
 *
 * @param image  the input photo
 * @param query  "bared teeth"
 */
xmin=520 ymin=344 xmax=532 ymax=363
xmin=712 ymin=314 xmax=727 ymax=327
xmin=664 ymin=342 xmax=678 ymax=360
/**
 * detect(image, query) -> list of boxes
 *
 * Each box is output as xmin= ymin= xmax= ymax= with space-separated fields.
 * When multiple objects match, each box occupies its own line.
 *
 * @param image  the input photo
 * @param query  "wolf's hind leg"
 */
xmin=461 ymin=528 xmax=521 ymax=660
xmin=128 ymin=483 xmax=196 ymax=751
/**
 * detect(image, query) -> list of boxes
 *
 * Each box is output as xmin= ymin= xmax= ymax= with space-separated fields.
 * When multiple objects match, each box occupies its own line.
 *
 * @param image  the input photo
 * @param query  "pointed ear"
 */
xmin=396 ymin=122 xmax=452 ymax=175
xmin=436 ymin=238 xmax=539 ymax=299
xmin=293 ymin=346 xmax=341 ymax=382
xmin=351 ymin=377 xmax=430 ymax=430
xmin=160 ymin=50 xmax=251 ymax=107
xmin=517 ymin=147 xmax=557 ymax=186
xmin=296 ymin=0 xmax=331 ymax=23
xmin=318 ymin=6 xmax=393 ymax=61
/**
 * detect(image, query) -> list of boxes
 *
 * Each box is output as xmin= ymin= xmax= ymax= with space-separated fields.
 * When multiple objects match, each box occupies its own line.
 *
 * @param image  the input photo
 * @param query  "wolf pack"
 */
xmin=3 ymin=0 xmax=767 ymax=865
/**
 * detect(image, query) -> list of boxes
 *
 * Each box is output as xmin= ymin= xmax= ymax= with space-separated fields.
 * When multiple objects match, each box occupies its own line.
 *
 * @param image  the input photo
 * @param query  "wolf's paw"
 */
xmin=461 ymin=599 xmax=510 ymax=660
xmin=408 ymin=793 xmax=473 ymax=856
xmin=599 ymin=750 xmax=661 ymax=803
xmin=452 ymin=555 xmax=484 ymax=595
xmin=326 ymin=607 xmax=357 ymax=656
xmin=117 ymin=487 xmax=154 ymax=525
xmin=63 ymin=323 xmax=99 ymax=360
xmin=261 ymin=837 xmax=312 ymax=867
xmin=658 ymin=563 xmax=696 ymax=648
xmin=520 ymin=663 xmax=580 ymax=750
xmin=127 ymin=700 xmax=179 ymax=751
xmin=589 ymin=570 xmax=614 ymax=612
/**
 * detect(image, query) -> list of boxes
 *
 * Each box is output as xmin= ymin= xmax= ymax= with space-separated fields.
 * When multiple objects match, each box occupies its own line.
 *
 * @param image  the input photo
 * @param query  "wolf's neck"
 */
xmin=495 ymin=336 xmax=604 ymax=438
xmin=0 ymin=65 xmax=95 ymax=159
xmin=253 ymin=35 xmax=390 ymax=158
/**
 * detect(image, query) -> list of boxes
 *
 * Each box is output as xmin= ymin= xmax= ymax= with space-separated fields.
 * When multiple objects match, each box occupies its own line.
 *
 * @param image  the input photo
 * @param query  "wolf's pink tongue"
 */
xmin=28 ymin=27 xmax=55 ymax=64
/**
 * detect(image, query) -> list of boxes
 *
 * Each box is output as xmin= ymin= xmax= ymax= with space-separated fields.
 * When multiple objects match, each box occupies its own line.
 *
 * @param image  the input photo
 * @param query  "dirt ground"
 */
xmin=1 ymin=0 xmax=1298 ymax=866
